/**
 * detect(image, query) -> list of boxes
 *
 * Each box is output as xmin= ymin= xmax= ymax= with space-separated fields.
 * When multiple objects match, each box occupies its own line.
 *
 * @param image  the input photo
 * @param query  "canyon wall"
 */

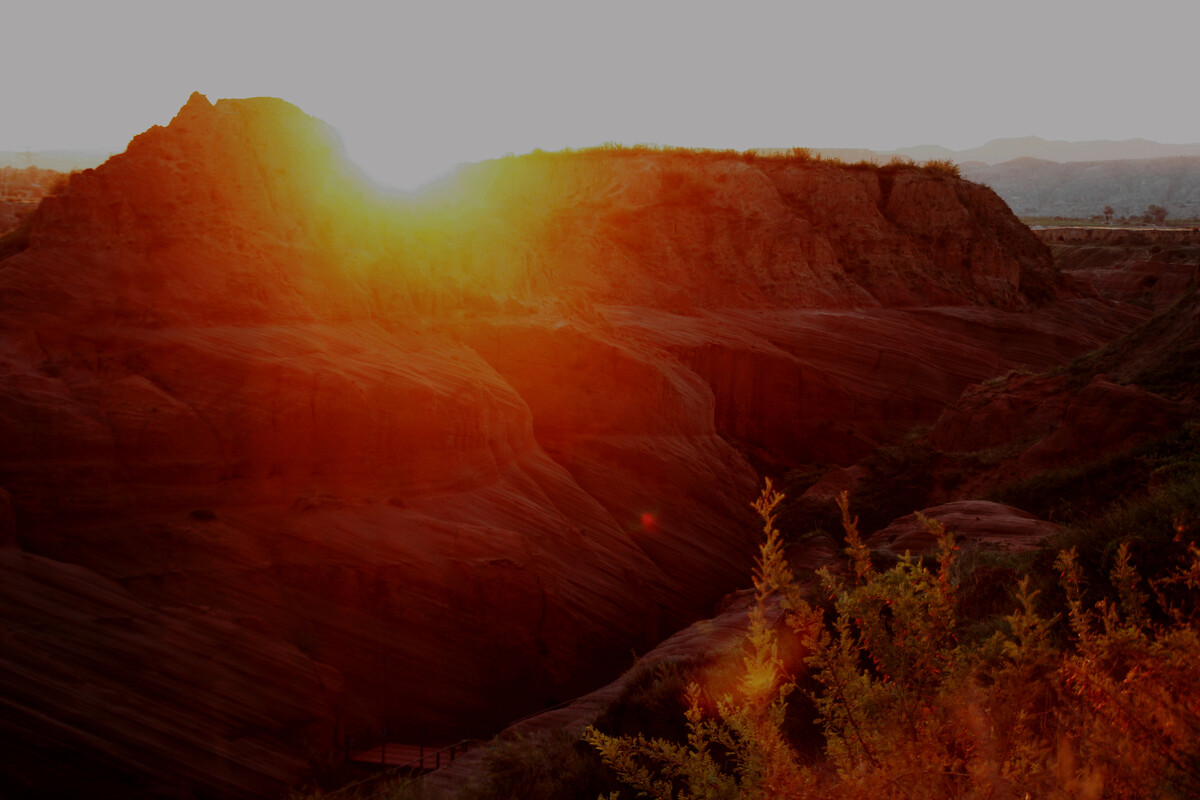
xmin=0 ymin=95 xmax=1147 ymax=797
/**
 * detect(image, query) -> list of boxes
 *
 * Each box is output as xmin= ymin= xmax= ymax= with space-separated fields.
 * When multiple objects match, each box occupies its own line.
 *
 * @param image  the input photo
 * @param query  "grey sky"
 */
xmin=4 ymin=0 xmax=1196 ymax=189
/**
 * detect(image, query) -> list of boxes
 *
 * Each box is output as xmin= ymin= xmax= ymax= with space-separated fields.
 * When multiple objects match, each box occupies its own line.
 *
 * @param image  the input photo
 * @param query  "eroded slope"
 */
xmin=0 ymin=95 xmax=1151 ymax=797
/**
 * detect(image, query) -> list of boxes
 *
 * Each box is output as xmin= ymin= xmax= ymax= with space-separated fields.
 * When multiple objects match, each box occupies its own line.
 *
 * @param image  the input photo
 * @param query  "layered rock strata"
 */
xmin=0 ymin=94 xmax=1151 ymax=797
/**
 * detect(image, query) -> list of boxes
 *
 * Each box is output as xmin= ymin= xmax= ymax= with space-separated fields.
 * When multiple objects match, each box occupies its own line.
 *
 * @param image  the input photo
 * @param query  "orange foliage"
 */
xmin=590 ymin=487 xmax=1200 ymax=799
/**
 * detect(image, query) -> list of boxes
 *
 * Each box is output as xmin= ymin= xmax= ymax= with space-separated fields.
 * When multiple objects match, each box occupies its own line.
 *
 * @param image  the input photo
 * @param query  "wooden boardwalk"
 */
xmin=348 ymin=739 xmax=471 ymax=772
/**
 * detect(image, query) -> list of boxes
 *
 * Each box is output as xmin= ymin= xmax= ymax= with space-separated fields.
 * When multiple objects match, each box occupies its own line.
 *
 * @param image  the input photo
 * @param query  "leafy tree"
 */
xmin=1104 ymin=206 xmax=1114 ymax=224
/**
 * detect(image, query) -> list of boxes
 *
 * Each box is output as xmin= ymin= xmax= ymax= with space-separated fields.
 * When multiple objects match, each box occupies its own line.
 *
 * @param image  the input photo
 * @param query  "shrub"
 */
xmin=1022 ymin=451 xmax=1200 ymax=621
xmin=588 ymin=484 xmax=1200 ymax=799
xmin=1055 ymin=546 xmax=1200 ymax=796
xmin=921 ymin=159 xmax=962 ymax=179
xmin=592 ymin=658 xmax=700 ymax=743
xmin=849 ymin=439 xmax=938 ymax=536
xmin=585 ymin=481 xmax=821 ymax=799
xmin=459 ymin=729 xmax=616 ymax=800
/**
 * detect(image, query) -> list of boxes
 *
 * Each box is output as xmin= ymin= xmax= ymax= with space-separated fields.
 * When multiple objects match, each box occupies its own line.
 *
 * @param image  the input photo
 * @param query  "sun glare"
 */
xmin=336 ymin=129 xmax=474 ymax=194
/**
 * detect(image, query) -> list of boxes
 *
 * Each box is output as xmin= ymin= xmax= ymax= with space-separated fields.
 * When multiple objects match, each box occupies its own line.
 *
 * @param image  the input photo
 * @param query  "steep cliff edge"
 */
xmin=404 ymin=148 xmax=1056 ymax=311
xmin=0 ymin=95 xmax=1148 ymax=798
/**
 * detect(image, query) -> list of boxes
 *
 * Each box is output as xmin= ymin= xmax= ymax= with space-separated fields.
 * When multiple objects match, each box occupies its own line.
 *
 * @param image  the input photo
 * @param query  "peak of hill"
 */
xmin=0 ymin=95 xmax=1169 ymax=798
xmin=19 ymin=92 xmax=381 ymax=325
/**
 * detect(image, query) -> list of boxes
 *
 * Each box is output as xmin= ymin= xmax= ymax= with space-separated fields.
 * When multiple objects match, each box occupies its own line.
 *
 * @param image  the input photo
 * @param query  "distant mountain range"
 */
xmin=811 ymin=138 xmax=1200 ymax=220
xmin=960 ymin=157 xmax=1200 ymax=219
xmin=815 ymin=136 xmax=1200 ymax=166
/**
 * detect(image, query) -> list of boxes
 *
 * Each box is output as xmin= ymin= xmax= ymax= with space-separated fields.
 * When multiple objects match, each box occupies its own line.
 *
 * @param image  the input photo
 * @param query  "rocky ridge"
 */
xmin=0 ymin=95 xmax=1158 ymax=798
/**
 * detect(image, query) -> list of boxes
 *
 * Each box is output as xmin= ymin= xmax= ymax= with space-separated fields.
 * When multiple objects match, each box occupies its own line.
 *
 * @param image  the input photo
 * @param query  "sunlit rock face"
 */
xmin=407 ymin=148 xmax=1055 ymax=311
xmin=20 ymin=92 xmax=385 ymax=326
xmin=0 ymin=95 xmax=1148 ymax=797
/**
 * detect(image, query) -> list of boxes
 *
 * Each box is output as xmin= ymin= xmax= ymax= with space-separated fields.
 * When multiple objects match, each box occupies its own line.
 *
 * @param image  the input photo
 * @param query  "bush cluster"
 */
xmin=587 ymin=482 xmax=1200 ymax=799
xmin=332 ymin=463 xmax=1200 ymax=800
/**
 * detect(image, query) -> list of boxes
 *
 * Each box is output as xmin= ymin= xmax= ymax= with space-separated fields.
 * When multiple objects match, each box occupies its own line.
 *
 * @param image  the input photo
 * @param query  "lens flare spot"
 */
xmin=640 ymin=512 xmax=658 ymax=533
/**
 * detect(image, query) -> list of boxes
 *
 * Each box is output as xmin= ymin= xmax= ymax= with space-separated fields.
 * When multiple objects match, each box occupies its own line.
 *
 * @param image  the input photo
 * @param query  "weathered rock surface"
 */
xmin=417 ymin=149 xmax=1057 ymax=312
xmin=603 ymin=301 xmax=1146 ymax=466
xmin=866 ymin=500 xmax=1058 ymax=556
xmin=0 ymin=201 xmax=34 ymax=237
xmin=0 ymin=95 xmax=1158 ymax=797
xmin=1038 ymin=227 xmax=1200 ymax=312
xmin=0 ymin=488 xmax=15 ymax=546
xmin=930 ymin=374 xmax=1193 ymax=499
xmin=0 ymin=549 xmax=341 ymax=799
xmin=929 ymin=286 xmax=1200 ymax=499
xmin=1086 ymin=285 xmax=1200 ymax=402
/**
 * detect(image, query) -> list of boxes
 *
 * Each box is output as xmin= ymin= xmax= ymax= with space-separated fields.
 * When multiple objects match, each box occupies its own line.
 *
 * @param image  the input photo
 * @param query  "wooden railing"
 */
xmin=343 ymin=723 xmax=473 ymax=770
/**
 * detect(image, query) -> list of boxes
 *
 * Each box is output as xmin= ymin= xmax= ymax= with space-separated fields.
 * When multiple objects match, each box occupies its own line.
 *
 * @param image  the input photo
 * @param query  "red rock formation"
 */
xmin=0 ymin=95 xmax=1155 ymax=797
xmin=1090 ymin=286 xmax=1200 ymax=402
xmin=414 ymin=150 xmax=1056 ymax=312
xmin=15 ymin=93 xmax=383 ymax=327
xmin=0 ymin=488 xmax=15 ymax=546
xmin=1017 ymin=376 xmax=1192 ymax=469
xmin=603 ymin=301 xmax=1147 ymax=465
xmin=1040 ymin=227 xmax=1200 ymax=312
xmin=0 ymin=548 xmax=341 ymax=798
xmin=929 ymin=288 xmax=1200 ymax=499
xmin=866 ymin=500 xmax=1058 ymax=556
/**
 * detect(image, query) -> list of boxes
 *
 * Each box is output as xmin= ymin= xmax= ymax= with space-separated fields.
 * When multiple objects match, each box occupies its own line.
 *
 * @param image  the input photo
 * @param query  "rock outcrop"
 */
xmin=866 ymin=500 xmax=1058 ymax=556
xmin=927 ymin=285 xmax=1200 ymax=500
xmin=0 ymin=95 xmax=1155 ymax=797
xmin=604 ymin=301 xmax=1145 ymax=466
xmin=0 ymin=549 xmax=341 ymax=799
xmin=409 ymin=148 xmax=1056 ymax=311
xmin=1038 ymin=227 xmax=1200 ymax=312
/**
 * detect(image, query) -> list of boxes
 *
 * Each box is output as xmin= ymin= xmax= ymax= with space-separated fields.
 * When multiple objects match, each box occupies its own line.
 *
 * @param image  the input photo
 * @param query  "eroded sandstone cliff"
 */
xmin=0 ymin=95 xmax=1150 ymax=798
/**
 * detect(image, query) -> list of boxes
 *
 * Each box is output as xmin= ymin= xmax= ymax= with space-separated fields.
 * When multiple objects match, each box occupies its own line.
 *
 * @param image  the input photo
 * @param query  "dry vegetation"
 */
xmin=509 ymin=142 xmax=962 ymax=178
xmin=407 ymin=453 xmax=1199 ymax=800
xmin=585 ymin=477 xmax=1200 ymax=799
xmin=334 ymin=458 xmax=1200 ymax=800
